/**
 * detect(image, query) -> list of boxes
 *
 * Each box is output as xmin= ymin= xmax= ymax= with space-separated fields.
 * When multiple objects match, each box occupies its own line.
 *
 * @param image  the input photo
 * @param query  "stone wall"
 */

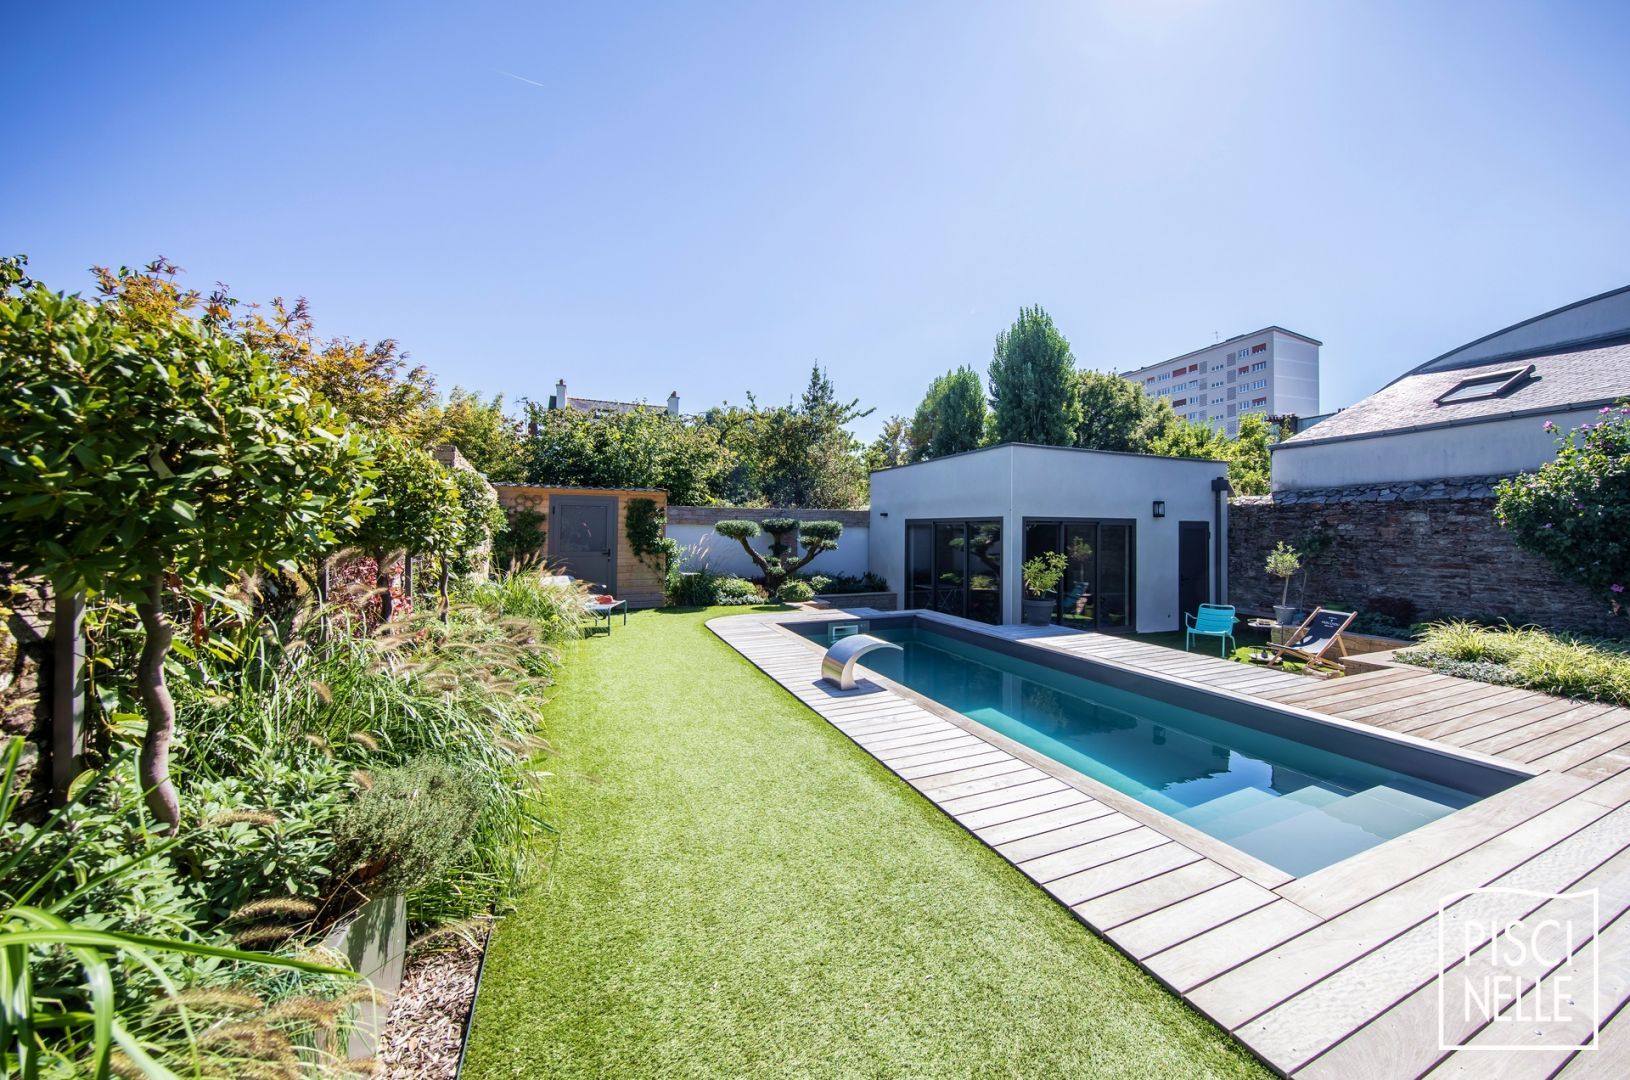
xmin=1228 ymin=476 xmax=1626 ymax=637
xmin=1 ymin=569 xmax=53 ymax=818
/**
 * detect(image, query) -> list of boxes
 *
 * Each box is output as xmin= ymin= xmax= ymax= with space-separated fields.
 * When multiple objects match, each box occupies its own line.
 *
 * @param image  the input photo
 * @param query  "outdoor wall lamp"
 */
xmin=1151 ymin=500 xmax=1166 ymax=518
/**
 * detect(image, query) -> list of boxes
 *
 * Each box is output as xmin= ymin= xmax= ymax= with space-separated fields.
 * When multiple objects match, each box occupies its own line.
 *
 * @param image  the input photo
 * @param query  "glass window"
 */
xmin=966 ymin=521 xmax=1002 ymax=624
xmin=907 ymin=523 xmax=933 ymax=610
xmin=1098 ymin=525 xmax=1131 ymax=628
xmin=933 ymin=522 xmax=966 ymax=617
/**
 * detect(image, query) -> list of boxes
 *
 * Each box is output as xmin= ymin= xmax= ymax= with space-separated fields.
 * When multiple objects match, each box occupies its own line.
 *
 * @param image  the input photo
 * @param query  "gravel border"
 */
xmin=376 ymin=926 xmax=491 ymax=1079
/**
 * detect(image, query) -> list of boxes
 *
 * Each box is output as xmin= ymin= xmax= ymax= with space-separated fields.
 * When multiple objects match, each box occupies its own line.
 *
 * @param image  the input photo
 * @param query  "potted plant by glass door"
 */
xmin=1021 ymin=551 xmax=1068 ymax=626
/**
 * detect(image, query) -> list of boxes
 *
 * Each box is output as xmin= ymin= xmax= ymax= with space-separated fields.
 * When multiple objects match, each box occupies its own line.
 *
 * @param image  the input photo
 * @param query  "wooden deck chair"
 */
xmin=1266 ymin=607 xmax=1356 ymax=674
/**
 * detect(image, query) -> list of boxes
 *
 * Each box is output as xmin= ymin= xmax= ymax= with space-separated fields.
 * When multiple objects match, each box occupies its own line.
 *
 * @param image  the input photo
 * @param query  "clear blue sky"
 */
xmin=6 ymin=1 xmax=1628 ymax=439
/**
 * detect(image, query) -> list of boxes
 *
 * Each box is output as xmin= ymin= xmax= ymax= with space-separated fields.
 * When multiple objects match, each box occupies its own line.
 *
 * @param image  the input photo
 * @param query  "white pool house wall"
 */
xmin=868 ymin=444 xmax=1229 ymax=632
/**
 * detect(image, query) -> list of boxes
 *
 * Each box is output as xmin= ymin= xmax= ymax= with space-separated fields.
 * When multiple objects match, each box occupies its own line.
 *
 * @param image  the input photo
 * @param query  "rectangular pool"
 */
xmin=790 ymin=619 xmax=1526 ymax=877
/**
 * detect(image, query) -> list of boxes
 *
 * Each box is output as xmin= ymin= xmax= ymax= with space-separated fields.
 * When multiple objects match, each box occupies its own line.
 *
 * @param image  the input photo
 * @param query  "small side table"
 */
xmin=585 ymin=600 xmax=628 ymax=636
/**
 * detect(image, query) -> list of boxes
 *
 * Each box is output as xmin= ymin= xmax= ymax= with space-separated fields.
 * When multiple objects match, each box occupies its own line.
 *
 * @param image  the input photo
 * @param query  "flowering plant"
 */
xmin=1494 ymin=402 xmax=1630 ymax=614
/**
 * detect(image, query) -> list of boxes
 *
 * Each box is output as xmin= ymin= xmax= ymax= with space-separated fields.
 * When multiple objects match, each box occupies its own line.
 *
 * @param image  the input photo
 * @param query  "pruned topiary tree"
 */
xmin=714 ymin=518 xmax=844 ymax=593
xmin=0 ymin=260 xmax=371 ymax=832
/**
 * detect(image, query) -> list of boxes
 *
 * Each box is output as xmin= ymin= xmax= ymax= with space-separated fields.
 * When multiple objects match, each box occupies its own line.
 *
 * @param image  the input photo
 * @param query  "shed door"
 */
xmin=1178 ymin=521 xmax=1210 ymax=619
xmin=549 ymin=495 xmax=617 ymax=592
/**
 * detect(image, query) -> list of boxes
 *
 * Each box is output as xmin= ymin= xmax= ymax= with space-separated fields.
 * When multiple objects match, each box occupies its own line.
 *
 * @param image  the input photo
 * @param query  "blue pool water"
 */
xmin=849 ymin=626 xmax=1497 ymax=877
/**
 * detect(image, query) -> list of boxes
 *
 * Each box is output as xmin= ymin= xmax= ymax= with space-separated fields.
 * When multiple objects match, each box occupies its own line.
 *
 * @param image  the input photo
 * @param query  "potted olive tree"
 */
xmin=1021 ymin=551 xmax=1068 ymax=626
xmin=1264 ymin=541 xmax=1302 ymax=626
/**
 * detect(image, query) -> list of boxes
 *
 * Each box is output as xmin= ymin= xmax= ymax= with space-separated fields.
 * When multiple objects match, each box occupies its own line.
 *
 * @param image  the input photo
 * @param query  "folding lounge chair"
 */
xmin=1184 ymin=604 xmax=1238 ymax=656
xmin=1266 ymin=607 xmax=1356 ymax=674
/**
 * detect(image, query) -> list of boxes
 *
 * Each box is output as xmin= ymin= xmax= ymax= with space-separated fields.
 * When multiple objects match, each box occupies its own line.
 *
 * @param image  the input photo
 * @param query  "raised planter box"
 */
xmin=814 ymin=591 xmax=897 ymax=611
xmin=322 ymin=891 xmax=407 ymax=1059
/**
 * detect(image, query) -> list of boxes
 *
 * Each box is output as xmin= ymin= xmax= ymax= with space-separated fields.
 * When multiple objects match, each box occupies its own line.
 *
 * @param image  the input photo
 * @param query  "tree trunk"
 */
xmin=439 ymin=556 xmax=450 ymax=623
xmin=377 ymin=554 xmax=395 ymax=623
xmin=135 ymin=575 xmax=180 ymax=835
xmin=730 ymin=535 xmax=779 ymax=590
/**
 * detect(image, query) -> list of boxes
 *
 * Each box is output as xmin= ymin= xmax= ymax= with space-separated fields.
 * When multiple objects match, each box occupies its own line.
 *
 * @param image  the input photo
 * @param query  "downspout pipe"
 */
xmin=1211 ymin=476 xmax=1233 ymax=605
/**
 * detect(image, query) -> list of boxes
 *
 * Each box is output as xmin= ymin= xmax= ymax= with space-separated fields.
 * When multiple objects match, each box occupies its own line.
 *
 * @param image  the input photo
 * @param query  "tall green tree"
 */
xmin=910 ymin=366 xmax=987 ymax=460
xmin=1132 ymin=398 xmax=1231 ymax=460
xmin=753 ymin=366 xmax=872 ymax=508
xmin=1227 ymin=412 xmax=1278 ymax=495
xmin=434 ymin=388 xmax=526 ymax=481
xmin=522 ymin=404 xmax=727 ymax=505
xmin=0 ymin=261 xmax=371 ymax=832
xmin=865 ymin=415 xmax=913 ymax=472
xmin=988 ymin=306 xmax=1081 ymax=445
xmin=1075 ymin=369 xmax=1154 ymax=452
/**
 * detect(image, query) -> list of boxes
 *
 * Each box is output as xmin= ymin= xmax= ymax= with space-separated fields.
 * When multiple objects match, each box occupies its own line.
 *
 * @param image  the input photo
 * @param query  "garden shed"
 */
xmin=493 ymin=485 xmax=668 ymax=608
xmin=868 ymin=444 xmax=1229 ymax=632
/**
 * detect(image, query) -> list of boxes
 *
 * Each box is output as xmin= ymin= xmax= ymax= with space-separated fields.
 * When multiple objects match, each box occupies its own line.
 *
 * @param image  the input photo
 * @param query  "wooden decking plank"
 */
xmin=905 ymin=756 xmax=1030 ymax=787
xmin=1254 ymin=669 xmax=1423 ymax=703
xmin=1527 ymin=717 xmax=1630 ymax=773
xmin=936 ymin=776 xmax=1069 ymax=815
xmin=1188 ymin=793 xmax=1615 ymax=1031
xmin=1347 ymin=678 xmax=1525 ymax=728
xmin=1371 ymin=685 xmax=1543 ymax=734
xmin=858 ymin=725 xmax=968 ymax=752
xmin=953 ymin=788 xmax=1093 ymax=829
xmin=1392 ymin=691 xmax=1561 ymax=740
xmin=882 ymin=737 xmax=992 ymax=768
xmin=1294 ymin=832 xmax=1630 ymax=1080
xmin=1427 ymin=696 xmax=1597 ymax=748
xmin=1050 ymin=842 xmax=1204 ymax=907
xmin=1141 ymin=899 xmax=1323 ymax=993
xmin=1017 ymin=827 xmax=1169 ymax=884
xmin=923 ymin=767 xmax=1056 ymax=805
xmin=1278 ymin=772 xmax=1587 ymax=918
xmin=1071 ymin=859 xmax=1236 ymax=930
xmin=1306 ymin=675 xmax=1470 ymax=718
xmin=1107 ymin=877 xmax=1280 ymax=960
xmin=1570 ymin=751 xmax=1630 ymax=782
xmin=970 ymin=800 xmax=1117 ymax=846
xmin=1463 ymin=702 xmax=1621 ymax=756
xmin=993 ymin=810 xmax=1142 ymax=863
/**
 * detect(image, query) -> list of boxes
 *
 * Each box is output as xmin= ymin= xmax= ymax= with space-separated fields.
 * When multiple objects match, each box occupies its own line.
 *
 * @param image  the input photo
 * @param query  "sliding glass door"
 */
xmin=905 ymin=519 xmax=1003 ymax=625
xmin=1022 ymin=519 xmax=1134 ymax=630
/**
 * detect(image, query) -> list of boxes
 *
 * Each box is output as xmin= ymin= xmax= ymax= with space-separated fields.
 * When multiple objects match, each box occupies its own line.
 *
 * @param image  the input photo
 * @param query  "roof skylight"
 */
xmin=1433 ymin=364 xmax=1535 ymax=406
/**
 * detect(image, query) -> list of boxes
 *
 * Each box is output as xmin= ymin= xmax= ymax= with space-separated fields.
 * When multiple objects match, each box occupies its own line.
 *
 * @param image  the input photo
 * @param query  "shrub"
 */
xmin=1398 ymin=621 xmax=1630 ymax=705
xmin=776 ymin=580 xmax=816 ymax=603
xmin=336 ymin=756 xmax=489 ymax=894
xmin=1495 ymin=402 xmax=1630 ymax=614
xmin=796 ymin=571 xmax=888 ymax=595
xmin=714 ymin=577 xmax=763 ymax=606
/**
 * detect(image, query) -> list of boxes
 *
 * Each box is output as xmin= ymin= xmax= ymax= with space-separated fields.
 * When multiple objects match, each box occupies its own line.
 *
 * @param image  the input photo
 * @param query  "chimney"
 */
xmin=553 ymin=378 xmax=567 ymax=410
xmin=667 ymin=390 xmax=680 ymax=417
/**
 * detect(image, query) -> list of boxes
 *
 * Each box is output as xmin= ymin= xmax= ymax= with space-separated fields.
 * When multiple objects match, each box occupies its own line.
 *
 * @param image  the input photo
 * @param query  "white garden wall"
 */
xmin=667 ymin=506 xmax=871 ymax=581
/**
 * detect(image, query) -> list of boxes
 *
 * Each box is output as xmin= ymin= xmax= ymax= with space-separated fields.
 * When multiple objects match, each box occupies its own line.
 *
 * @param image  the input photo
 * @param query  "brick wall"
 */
xmin=493 ymin=485 xmax=667 ymax=608
xmin=1228 ymin=476 xmax=1626 ymax=637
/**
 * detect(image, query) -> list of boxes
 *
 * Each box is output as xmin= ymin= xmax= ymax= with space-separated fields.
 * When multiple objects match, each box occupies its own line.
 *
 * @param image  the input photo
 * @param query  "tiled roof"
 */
xmin=551 ymin=395 xmax=662 ymax=414
xmin=1281 ymin=339 xmax=1630 ymax=444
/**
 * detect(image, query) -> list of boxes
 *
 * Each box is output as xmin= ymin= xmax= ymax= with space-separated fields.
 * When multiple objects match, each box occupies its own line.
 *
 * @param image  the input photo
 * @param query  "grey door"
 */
xmin=1178 ymin=521 xmax=1210 ymax=619
xmin=549 ymin=495 xmax=617 ymax=591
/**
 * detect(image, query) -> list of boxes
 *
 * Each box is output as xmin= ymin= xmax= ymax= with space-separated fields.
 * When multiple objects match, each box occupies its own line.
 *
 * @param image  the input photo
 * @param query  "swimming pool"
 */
xmin=790 ymin=618 xmax=1525 ymax=877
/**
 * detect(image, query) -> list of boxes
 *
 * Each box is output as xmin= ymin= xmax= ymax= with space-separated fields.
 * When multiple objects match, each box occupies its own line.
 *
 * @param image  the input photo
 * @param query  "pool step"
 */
xmin=1176 ymin=784 xmax=1459 ymax=878
xmin=1320 ymin=784 xmax=1454 ymax=837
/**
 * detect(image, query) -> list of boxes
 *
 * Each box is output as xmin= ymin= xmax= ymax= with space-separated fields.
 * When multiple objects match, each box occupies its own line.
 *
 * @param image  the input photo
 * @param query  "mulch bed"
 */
xmin=376 ymin=927 xmax=491 ymax=1079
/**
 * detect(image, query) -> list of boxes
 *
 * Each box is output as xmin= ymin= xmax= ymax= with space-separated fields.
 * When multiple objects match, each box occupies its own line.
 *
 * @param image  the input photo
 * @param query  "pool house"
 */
xmin=867 ymin=444 xmax=1231 ymax=632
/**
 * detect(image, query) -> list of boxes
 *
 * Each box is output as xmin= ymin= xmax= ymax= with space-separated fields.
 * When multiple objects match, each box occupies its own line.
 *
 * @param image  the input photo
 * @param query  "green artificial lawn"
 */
xmin=462 ymin=606 xmax=1269 ymax=1079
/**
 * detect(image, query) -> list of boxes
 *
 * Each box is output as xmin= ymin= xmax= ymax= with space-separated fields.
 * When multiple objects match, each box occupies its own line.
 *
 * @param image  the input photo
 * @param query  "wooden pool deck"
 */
xmin=709 ymin=609 xmax=1630 ymax=1078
